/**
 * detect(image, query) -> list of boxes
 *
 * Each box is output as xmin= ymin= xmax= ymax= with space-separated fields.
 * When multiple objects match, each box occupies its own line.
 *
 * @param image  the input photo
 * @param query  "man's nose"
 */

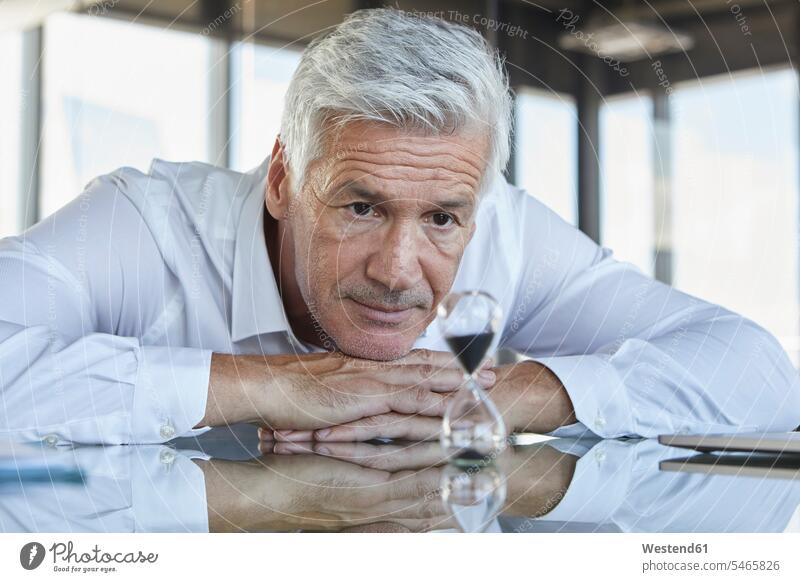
xmin=365 ymin=220 xmax=424 ymax=292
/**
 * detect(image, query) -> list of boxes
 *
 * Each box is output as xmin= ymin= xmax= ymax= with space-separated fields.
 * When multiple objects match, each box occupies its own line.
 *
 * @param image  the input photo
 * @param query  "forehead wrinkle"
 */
xmin=334 ymin=145 xmax=486 ymax=177
xmin=333 ymin=130 xmax=486 ymax=154
xmin=323 ymin=166 xmax=479 ymax=205
xmin=325 ymin=158 xmax=482 ymax=190
xmin=344 ymin=163 xmax=481 ymax=187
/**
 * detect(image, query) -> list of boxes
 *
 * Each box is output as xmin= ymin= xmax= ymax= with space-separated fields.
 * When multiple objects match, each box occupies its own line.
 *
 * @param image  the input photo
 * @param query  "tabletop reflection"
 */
xmin=2 ymin=426 xmax=799 ymax=533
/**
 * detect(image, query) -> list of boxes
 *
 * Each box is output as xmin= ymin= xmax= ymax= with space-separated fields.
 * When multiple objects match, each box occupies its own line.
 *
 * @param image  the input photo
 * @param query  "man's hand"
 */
xmin=198 ymin=349 xmax=495 ymax=433
xmin=258 ymin=360 xmax=575 ymax=442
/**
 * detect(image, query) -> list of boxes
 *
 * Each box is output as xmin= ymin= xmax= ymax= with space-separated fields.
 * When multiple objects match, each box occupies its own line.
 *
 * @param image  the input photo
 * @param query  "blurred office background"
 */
xmin=0 ymin=0 xmax=798 ymax=363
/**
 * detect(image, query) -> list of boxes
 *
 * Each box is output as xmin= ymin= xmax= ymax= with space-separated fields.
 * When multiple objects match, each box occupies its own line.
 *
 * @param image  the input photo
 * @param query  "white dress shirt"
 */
xmin=1 ymin=158 xmax=798 ymax=445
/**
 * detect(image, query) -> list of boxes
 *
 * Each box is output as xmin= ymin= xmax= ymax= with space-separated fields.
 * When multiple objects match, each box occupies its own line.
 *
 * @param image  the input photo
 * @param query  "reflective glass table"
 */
xmin=2 ymin=424 xmax=799 ymax=533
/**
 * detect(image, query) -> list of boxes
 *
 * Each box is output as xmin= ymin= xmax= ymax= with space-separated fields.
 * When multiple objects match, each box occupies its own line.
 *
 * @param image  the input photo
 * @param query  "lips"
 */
xmin=347 ymin=297 xmax=417 ymax=325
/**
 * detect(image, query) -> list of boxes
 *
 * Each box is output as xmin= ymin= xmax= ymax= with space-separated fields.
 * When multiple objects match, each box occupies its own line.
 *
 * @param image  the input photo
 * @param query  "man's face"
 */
xmin=282 ymin=122 xmax=488 ymax=360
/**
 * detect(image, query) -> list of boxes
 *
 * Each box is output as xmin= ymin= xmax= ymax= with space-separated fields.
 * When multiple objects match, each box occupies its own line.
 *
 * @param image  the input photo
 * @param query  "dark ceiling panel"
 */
xmin=80 ymin=0 xmax=799 ymax=97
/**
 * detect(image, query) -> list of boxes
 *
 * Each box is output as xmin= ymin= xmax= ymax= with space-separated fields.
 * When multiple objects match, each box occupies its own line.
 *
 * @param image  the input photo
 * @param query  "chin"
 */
xmin=334 ymin=334 xmax=416 ymax=361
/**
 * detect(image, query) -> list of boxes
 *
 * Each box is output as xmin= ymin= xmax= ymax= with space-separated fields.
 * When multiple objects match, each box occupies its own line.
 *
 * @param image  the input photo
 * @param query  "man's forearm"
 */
xmin=498 ymin=445 xmax=578 ymax=518
xmin=196 ymin=353 xmax=271 ymax=427
xmin=495 ymin=360 xmax=576 ymax=434
xmin=194 ymin=458 xmax=285 ymax=532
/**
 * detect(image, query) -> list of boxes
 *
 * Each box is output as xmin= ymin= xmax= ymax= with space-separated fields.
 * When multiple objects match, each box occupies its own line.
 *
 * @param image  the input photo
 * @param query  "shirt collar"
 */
xmin=230 ymin=158 xmax=292 ymax=342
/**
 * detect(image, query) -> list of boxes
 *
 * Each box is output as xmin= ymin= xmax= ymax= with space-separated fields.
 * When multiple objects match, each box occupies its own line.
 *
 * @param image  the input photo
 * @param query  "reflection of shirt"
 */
xmin=0 ymin=445 xmax=209 ymax=533
xmin=502 ymin=438 xmax=800 ymax=533
xmin=1 ymin=159 xmax=799 ymax=444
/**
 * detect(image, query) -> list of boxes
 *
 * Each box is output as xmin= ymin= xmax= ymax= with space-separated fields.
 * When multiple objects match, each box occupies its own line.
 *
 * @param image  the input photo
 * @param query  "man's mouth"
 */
xmin=346 ymin=297 xmax=418 ymax=325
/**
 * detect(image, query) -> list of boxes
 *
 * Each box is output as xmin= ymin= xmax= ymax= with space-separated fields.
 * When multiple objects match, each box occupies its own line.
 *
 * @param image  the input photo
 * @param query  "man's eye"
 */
xmin=349 ymin=202 xmax=374 ymax=217
xmin=431 ymin=212 xmax=454 ymax=227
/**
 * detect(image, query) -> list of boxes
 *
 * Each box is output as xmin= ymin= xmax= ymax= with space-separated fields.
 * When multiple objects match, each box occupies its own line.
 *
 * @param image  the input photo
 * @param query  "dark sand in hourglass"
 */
xmin=445 ymin=332 xmax=495 ymax=375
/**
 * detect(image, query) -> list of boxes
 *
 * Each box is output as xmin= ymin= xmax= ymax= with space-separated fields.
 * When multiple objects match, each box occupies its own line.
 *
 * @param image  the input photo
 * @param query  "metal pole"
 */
xmin=577 ymin=57 xmax=602 ymax=243
xmin=19 ymin=26 xmax=42 ymax=229
xmin=652 ymin=91 xmax=673 ymax=284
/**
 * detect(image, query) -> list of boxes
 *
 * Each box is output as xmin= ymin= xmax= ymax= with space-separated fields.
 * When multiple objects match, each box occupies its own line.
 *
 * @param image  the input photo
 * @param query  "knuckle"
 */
xmin=361 ymin=415 xmax=383 ymax=428
xmin=417 ymin=499 xmax=441 ymax=519
xmin=367 ymin=457 xmax=393 ymax=471
xmin=419 ymin=363 xmax=435 ymax=379
xmin=365 ymin=413 xmax=397 ymax=429
xmin=413 ymin=387 xmax=432 ymax=406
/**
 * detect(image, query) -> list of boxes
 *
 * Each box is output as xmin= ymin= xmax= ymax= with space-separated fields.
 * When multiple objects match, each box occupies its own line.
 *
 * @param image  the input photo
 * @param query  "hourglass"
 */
xmin=437 ymin=291 xmax=507 ymax=465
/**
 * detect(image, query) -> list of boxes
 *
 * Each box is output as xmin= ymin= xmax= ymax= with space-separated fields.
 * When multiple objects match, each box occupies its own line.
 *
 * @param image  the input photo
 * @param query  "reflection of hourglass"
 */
xmin=440 ymin=463 xmax=507 ymax=533
xmin=437 ymin=291 xmax=507 ymax=465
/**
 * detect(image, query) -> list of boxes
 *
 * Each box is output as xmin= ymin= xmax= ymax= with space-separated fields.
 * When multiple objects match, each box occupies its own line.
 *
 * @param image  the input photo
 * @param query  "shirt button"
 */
xmin=594 ymin=414 xmax=606 ymax=430
xmin=594 ymin=449 xmax=606 ymax=463
xmin=43 ymin=434 xmax=58 ymax=447
xmin=159 ymin=424 xmax=176 ymax=440
xmin=159 ymin=448 xmax=176 ymax=465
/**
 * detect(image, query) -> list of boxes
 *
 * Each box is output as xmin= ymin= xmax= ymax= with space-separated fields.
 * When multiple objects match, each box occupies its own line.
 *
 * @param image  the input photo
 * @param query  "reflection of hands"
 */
xmin=196 ymin=440 xmax=577 ymax=532
xmin=495 ymin=443 xmax=578 ymax=519
xmin=196 ymin=441 xmax=455 ymax=532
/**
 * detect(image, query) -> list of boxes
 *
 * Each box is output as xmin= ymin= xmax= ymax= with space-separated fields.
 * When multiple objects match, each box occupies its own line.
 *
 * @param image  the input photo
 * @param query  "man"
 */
xmin=1 ymin=9 xmax=798 ymax=446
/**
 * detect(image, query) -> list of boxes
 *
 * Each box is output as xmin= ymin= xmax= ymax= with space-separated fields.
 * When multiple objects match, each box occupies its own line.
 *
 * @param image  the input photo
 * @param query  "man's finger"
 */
xmin=400 ymin=349 xmax=494 ymax=371
xmin=413 ymin=366 xmax=495 ymax=391
xmin=268 ymin=429 xmax=315 ymax=442
xmin=312 ymin=441 xmax=448 ymax=471
xmin=313 ymin=413 xmax=442 ymax=442
xmin=382 ymin=362 xmax=495 ymax=391
xmin=257 ymin=427 xmax=274 ymax=440
xmin=388 ymin=387 xmax=452 ymax=416
xmin=274 ymin=441 xmax=316 ymax=454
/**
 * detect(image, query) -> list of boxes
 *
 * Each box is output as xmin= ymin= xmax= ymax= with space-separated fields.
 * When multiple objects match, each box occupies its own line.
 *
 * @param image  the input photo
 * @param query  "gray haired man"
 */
xmin=1 ymin=9 xmax=797 ymax=446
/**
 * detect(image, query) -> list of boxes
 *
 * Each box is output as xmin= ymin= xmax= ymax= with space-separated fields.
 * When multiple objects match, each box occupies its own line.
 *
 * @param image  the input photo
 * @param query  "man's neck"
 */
xmin=262 ymin=206 xmax=325 ymax=348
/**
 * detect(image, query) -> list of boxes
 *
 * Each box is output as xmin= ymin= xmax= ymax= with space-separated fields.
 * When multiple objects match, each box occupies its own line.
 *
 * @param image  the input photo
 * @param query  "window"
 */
xmin=671 ymin=69 xmax=799 ymax=363
xmin=40 ymin=13 xmax=213 ymax=218
xmin=514 ymin=88 xmax=578 ymax=225
xmin=600 ymin=93 xmax=655 ymax=276
xmin=230 ymin=41 xmax=302 ymax=171
xmin=0 ymin=31 xmax=24 ymax=237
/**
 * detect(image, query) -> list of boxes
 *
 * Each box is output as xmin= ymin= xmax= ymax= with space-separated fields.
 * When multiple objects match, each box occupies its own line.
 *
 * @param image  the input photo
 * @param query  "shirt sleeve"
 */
xmin=500 ymin=191 xmax=800 ymax=438
xmin=0 ymin=174 xmax=212 ymax=445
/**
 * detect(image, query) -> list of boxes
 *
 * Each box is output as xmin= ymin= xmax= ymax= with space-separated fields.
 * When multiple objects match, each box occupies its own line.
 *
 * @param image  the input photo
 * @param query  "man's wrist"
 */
xmin=201 ymin=354 xmax=276 ymax=427
xmin=194 ymin=458 xmax=285 ymax=532
xmin=494 ymin=360 xmax=576 ymax=434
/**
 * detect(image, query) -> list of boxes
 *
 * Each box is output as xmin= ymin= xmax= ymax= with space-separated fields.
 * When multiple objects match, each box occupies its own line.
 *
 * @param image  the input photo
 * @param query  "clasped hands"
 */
xmin=249 ymin=348 xmax=574 ymax=444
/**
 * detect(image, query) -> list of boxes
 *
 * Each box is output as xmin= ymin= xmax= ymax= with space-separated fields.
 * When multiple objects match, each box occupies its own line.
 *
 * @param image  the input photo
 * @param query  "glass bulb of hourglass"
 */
xmin=437 ymin=291 xmax=507 ymax=465
xmin=440 ymin=463 xmax=507 ymax=533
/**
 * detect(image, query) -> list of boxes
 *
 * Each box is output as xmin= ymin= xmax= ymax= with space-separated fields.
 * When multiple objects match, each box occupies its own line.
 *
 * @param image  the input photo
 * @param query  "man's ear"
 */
xmin=266 ymin=136 xmax=292 ymax=220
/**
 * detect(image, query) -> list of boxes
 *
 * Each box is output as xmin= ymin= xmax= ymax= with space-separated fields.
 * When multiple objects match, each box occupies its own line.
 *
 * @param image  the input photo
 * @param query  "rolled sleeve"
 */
xmin=133 ymin=345 xmax=213 ymax=443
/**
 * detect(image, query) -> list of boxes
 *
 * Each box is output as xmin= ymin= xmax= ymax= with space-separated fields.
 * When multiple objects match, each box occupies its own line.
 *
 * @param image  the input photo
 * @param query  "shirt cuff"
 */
xmin=539 ymin=440 xmax=636 ymax=524
xmin=531 ymin=354 xmax=635 ymax=438
xmin=132 ymin=446 xmax=210 ymax=532
xmin=132 ymin=345 xmax=213 ymax=443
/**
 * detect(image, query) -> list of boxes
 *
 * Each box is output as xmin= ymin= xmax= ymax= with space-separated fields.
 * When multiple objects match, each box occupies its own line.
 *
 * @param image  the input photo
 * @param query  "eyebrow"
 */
xmin=337 ymin=183 xmax=474 ymax=211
